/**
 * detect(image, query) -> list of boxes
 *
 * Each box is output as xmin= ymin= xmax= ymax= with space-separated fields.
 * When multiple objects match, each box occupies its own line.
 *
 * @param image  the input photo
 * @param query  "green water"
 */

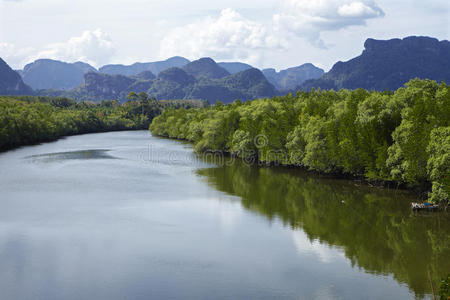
xmin=197 ymin=157 xmax=450 ymax=299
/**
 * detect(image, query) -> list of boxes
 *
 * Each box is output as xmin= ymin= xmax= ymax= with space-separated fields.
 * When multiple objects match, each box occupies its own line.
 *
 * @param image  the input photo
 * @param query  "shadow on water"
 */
xmin=196 ymin=156 xmax=450 ymax=299
xmin=25 ymin=149 xmax=118 ymax=163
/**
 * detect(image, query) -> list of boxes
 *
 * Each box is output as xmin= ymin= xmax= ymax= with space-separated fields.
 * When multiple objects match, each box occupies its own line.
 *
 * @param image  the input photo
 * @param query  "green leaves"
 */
xmin=427 ymin=127 xmax=450 ymax=204
xmin=0 ymin=96 xmax=164 ymax=151
xmin=150 ymin=79 xmax=450 ymax=204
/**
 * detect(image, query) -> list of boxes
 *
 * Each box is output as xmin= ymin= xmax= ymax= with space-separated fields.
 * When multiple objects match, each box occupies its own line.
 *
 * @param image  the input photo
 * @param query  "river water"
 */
xmin=0 ymin=131 xmax=448 ymax=299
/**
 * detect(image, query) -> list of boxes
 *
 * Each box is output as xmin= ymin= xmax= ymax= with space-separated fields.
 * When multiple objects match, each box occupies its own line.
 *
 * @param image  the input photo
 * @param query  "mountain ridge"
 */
xmin=0 ymin=58 xmax=33 ymax=95
xmin=3 ymin=35 xmax=449 ymax=102
xmin=263 ymin=63 xmax=324 ymax=91
xmin=99 ymin=56 xmax=190 ymax=76
xmin=21 ymin=59 xmax=97 ymax=90
xmin=302 ymin=36 xmax=450 ymax=91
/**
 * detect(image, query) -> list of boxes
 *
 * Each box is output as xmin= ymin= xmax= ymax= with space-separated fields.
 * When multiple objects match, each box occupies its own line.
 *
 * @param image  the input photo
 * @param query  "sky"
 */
xmin=0 ymin=0 xmax=449 ymax=71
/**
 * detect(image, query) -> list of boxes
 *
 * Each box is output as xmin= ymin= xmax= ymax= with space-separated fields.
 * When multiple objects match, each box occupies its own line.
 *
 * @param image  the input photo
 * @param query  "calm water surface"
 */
xmin=0 ymin=131 xmax=448 ymax=300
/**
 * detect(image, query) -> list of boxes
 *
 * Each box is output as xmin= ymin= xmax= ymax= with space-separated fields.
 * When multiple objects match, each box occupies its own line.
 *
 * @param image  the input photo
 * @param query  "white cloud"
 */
xmin=292 ymin=230 xmax=346 ymax=263
xmin=1 ymin=29 xmax=115 ymax=69
xmin=160 ymin=8 xmax=283 ymax=65
xmin=28 ymin=29 xmax=115 ymax=67
xmin=338 ymin=2 xmax=380 ymax=18
xmin=0 ymin=43 xmax=34 ymax=69
xmin=274 ymin=0 xmax=384 ymax=48
xmin=159 ymin=1 xmax=384 ymax=65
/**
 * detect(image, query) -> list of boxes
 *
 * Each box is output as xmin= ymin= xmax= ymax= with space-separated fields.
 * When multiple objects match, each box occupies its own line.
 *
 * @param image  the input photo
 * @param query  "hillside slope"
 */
xmin=302 ymin=36 xmax=450 ymax=91
xmin=0 ymin=58 xmax=33 ymax=95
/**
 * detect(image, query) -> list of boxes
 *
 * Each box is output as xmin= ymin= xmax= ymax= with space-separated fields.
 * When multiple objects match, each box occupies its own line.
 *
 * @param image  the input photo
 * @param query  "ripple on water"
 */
xmin=24 ymin=149 xmax=118 ymax=163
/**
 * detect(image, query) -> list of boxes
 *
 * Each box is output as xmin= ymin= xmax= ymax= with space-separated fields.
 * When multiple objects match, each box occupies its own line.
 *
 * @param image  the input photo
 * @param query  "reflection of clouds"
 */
xmin=292 ymin=230 xmax=345 ymax=263
xmin=218 ymin=201 xmax=241 ymax=232
xmin=192 ymin=194 xmax=243 ymax=234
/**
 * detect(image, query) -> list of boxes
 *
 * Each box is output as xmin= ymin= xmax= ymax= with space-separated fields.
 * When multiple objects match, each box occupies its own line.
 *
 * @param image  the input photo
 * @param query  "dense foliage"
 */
xmin=440 ymin=274 xmax=450 ymax=299
xmin=0 ymin=94 xmax=206 ymax=151
xmin=150 ymin=79 xmax=450 ymax=204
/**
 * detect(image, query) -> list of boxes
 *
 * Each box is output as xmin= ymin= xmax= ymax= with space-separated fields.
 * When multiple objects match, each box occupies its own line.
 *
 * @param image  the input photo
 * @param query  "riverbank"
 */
xmin=0 ymin=96 xmax=156 ymax=152
xmin=156 ymin=134 xmax=448 ymax=211
xmin=150 ymin=79 xmax=450 ymax=205
xmin=0 ymin=95 xmax=206 ymax=152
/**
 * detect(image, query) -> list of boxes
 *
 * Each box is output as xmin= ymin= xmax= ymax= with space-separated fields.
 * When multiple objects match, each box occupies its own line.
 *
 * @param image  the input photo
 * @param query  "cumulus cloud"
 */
xmin=274 ymin=0 xmax=384 ymax=48
xmin=159 ymin=1 xmax=384 ymax=64
xmin=0 ymin=43 xmax=35 ymax=69
xmin=28 ymin=29 xmax=115 ymax=67
xmin=160 ymin=8 xmax=283 ymax=65
xmin=1 ymin=29 xmax=115 ymax=68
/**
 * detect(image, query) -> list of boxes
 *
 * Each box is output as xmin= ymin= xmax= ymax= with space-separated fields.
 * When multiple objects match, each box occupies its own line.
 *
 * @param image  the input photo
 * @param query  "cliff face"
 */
xmin=21 ymin=59 xmax=96 ymax=90
xmin=76 ymin=72 xmax=152 ymax=100
xmin=67 ymin=59 xmax=276 ymax=103
xmin=0 ymin=58 xmax=33 ymax=95
xmin=263 ymin=63 xmax=324 ymax=91
xmin=218 ymin=62 xmax=253 ymax=74
xmin=182 ymin=58 xmax=230 ymax=79
xmin=99 ymin=56 xmax=190 ymax=76
xmin=302 ymin=36 xmax=450 ymax=91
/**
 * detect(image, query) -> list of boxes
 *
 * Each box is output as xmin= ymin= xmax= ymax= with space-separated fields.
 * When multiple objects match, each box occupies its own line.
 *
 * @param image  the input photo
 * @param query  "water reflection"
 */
xmin=25 ymin=149 xmax=117 ymax=163
xmin=197 ymin=158 xmax=450 ymax=298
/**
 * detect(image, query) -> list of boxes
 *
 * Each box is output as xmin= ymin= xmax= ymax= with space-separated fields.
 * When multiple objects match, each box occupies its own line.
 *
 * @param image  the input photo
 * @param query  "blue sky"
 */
xmin=0 ymin=0 xmax=448 ymax=71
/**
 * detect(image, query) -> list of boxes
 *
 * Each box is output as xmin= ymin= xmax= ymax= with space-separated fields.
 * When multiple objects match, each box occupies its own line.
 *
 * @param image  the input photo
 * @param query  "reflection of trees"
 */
xmin=197 ymin=160 xmax=450 ymax=298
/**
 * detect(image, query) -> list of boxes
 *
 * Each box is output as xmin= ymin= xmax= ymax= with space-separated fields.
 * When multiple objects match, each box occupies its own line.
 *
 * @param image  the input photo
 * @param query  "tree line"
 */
xmin=150 ymin=79 xmax=450 ymax=205
xmin=0 ymin=93 xmax=207 ymax=152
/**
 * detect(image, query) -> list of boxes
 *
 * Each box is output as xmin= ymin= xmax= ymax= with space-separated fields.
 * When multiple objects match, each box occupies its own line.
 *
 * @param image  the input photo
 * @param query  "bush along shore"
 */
xmin=0 ymin=94 xmax=207 ymax=152
xmin=150 ymin=79 xmax=450 ymax=206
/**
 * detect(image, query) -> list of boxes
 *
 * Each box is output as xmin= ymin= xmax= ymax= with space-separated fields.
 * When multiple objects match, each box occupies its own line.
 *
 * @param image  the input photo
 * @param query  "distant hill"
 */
xmin=182 ymin=58 xmax=230 ymax=79
xmin=20 ymin=59 xmax=97 ymax=90
xmin=72 ymin=72 xmax=153 ymax=101
xmin=263 ymin=63 xmax=324 ymax=91
xmin=302 ymin=36 xmax=450 ymax=91
xmin=0 ymin=58 xmax=33 ymax=95
xmin=13 ymin=35 xmax=449 ymax=101
xmin=133 ymin=71 xmax=156 ymax=81
xmin=46 ymin=59 xmax=276 ymax=103
xmin=185 ymin=68 xmax=277 ymax=103
xmin=218 ymin=62 xmax=253 ymax=74
xmin=99 ymin=56 xmax=190 ymax=76
xmin=147 ymin=67 xmax=196 ymax=100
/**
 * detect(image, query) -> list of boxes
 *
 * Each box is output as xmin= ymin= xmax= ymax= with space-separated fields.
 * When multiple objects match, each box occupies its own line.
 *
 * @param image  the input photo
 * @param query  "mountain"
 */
xmin=71 ymin=72 xmax=153 ymax=101
xmin=0 ymin=58 xmax=33 ymax=95
xmin=182 ymin=58 xmax=230 ymax=79
xmin=219 ymin=68 xmax=277 ymax=99
xmin=133 ymin=71 xmax=156 ymax=80
xmin=99 ymin=56 xmax=190 ymax=76
xmin=147 ymin=67 xmax=196 ymax=100
xmin=20 ymin=59 xmax=97 ymax=90
xmin=184 ymin=68 xmax=277 ymax=103
xmin=262 ymin=63 xmax=324 ymax=91
xmin=218 ymin=62 xmax=253 ymax=74
xmin=302 ymin=36 xmax=450 ymax=91
xmin=57 ymin=58 xmax=276 ymax=103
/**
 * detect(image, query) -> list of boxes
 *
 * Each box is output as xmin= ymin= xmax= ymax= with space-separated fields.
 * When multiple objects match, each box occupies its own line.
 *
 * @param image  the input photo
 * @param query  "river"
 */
xmin=0 ymin=131 xmax=448 ymax=299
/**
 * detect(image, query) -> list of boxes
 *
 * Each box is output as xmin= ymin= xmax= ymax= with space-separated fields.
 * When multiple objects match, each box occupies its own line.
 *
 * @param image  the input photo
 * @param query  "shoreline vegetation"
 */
xmin=150 ymin=79 xmax=449 ymax=206
xmin=0 ymin=93 xmax=206 ymax=152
